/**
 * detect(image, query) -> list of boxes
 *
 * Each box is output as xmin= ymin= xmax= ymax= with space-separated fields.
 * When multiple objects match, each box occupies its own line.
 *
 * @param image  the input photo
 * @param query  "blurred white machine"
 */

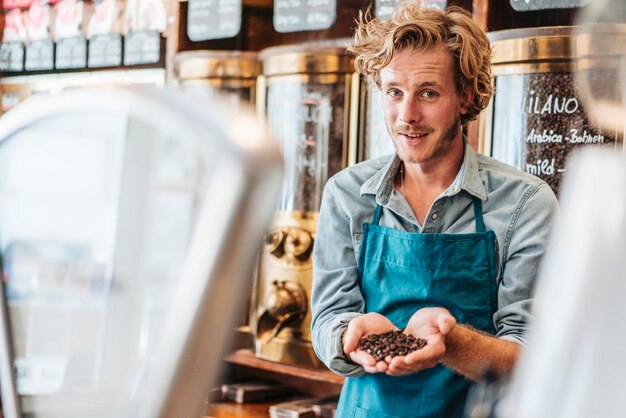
xmin=500 ymin=0 xmax=626 ymax=416
xmin=0 ymin=87 xmax=283 ymax=418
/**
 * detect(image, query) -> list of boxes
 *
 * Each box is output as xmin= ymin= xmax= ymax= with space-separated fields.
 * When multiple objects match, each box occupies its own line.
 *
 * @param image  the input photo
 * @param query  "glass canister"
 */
xmin=479 ymin=26 xmax=623 ymax=197
xmin=253 ymin=42 xmax=358 ymax=367
xmin=173 ymin=50 xmax=260 ymax=108
xmin=358 ymin=84 xmax=396 ymax=161
xmin=174 ymin=50 xmax=260 ymax=352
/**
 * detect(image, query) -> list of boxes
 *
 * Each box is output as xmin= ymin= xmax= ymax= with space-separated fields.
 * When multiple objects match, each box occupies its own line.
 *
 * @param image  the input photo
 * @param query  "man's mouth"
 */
xmin=399 ymin=132 xmax=430 ymax=140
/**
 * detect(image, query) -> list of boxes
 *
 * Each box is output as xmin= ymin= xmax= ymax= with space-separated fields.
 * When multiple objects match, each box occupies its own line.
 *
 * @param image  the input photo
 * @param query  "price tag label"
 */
xmin=0 ymin=42 xmax=25 ymax=72
xmin=55 ymin=36 xmax=87 ymax=69
xmin=123 ymin=30 xmax=161 ymax=66
xmin=187 ymin=0 xmax=241 ymax=41
xmin=376 ymin=0 xmax=446 ymax=19
xmin=88 ymin=34 xmax=123 ymax=68
xmin=25 ymin=39 xmax=54 ymax=71
xmin=273 ymin=0 xmax=336 ymax=33
xmin=510 ymin=0 xmax=591 ymax=11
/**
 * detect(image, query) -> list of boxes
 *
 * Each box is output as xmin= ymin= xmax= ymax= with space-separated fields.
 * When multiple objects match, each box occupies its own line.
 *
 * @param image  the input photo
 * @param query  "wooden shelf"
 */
xmin=208 ymin=351 xmax=343 ymax=417
xmin=226 ymin=349 xmax=344 ymax=385
xmin=205 ymin=401 xmax=272 ymax=418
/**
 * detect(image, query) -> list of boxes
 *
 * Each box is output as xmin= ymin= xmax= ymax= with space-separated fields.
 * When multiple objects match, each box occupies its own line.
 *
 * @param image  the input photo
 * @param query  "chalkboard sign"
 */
xmin=187 ymin=0 xmax=242 ymax=41
xmin=273 ymin=0 xmax=336 ymax=33
xmin=88 ymin=34 xmax=123 ymax=68
xmin=510 ymin=0 xmax=591 ymax=11
xmin=25 ymin=39 xmax=54 ymax=71
xmin=0 ymin=42 xmax=25 ymax=72
xmin=123 ymin=31 xmax=161 ymax=66
xmin=376 ymin=0 xmax=446 ymax=19
xmin=55 ymin=36 xmax=87 ymax=70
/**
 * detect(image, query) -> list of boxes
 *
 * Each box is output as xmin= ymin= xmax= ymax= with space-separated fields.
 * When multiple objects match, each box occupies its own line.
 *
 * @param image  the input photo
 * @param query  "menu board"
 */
xmin=88 ymin=34 xmax=122 ymax=68
xmin=24 ymin=39 xmax=54 ymax=71
xmin=376 ymin=0 xmax=446 ymax=19
xmin=187 ymin=0 xmax=241 ymax=41
xmin=55 ymin=36 xmax=87 ymax=69
xmin=510 ymin=0 xmax=591 ymax=11
xmin=491 ymin=71 xmax=617 ymax=196
xmin=123 ymin=31 xmax=161 ymax=66
xmin=0 ymin=42 xmax=25 ymax=72
xmin=273 ymin=0 xmax=336 ymax=33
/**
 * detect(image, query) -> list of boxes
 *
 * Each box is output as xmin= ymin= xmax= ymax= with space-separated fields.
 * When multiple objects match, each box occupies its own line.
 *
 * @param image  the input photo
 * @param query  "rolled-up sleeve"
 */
xmin=311 ymin=179 xmax=367 ymax=377
xmin=494 ymin=182 xmax=559 ymax=346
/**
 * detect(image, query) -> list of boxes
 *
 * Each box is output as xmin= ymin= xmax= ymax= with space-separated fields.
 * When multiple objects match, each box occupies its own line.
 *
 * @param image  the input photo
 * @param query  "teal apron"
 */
xmin=336 ymin=197 xmax=498 ymax=418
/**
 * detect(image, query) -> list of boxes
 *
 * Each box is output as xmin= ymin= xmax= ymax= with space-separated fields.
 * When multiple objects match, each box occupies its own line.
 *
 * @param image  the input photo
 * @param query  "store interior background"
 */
xmin=0 ymin=0 xmax=625 ymax=417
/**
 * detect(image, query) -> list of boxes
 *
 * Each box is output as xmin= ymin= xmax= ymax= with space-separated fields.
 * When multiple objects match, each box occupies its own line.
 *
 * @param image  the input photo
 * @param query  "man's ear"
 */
xmin=459 ymin=87 xmax=474 ymax=116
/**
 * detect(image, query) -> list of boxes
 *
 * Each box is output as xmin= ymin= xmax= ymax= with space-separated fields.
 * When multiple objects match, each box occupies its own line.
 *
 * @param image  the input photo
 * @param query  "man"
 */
xmin=310 ymin=2 xmax=559 ymax=417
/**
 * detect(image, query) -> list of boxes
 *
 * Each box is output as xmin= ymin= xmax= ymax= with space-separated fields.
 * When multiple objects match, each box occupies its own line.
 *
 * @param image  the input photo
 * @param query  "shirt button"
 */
xmin=431 ymin=213 xmax=438 ymax=220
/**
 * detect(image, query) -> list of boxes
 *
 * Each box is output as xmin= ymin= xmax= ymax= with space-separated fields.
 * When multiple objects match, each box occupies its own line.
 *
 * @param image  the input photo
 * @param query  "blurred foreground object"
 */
xmin=0 ymin=87 xmax=283 ymax=418
xmin=501 ymin=148 xmax=626 ymax=417
xmin=574 ymin=0 xmax=626 ymax=132
xmin=499 ymin=3 xmax=626 ymax=415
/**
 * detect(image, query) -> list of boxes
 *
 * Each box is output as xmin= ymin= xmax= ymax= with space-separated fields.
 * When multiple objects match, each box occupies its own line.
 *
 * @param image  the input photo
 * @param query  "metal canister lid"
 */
xmin=489 ymin=26 xmax=576 ymax=64
xmin=259 ymin=39 xmax=355 ymax=76
xmin=489 ymin=25 xmax=626 ymax=64
xmin=174 ymin=50 xmax=260 ymax=80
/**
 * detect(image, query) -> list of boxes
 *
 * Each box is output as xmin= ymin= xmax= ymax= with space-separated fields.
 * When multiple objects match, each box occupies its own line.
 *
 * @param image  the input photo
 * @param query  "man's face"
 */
xmin=379 ymin=47 xmax=471 ymax=166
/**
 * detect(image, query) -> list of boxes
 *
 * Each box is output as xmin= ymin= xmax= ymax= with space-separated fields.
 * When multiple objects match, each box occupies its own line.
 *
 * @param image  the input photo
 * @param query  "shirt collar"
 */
xmin=359 ymin=140 xmax=487 ymax=202
xmin=359 ymin=154 xmax=401 ymax=205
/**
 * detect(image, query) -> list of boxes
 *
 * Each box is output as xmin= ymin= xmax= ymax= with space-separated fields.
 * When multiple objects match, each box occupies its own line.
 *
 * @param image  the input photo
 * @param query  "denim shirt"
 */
xmin=310 ymin=143 xmax=559 ymax=377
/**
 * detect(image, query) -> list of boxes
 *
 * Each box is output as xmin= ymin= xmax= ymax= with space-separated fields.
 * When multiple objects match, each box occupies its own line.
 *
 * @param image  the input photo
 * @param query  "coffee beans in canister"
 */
xmin=492 ymin=70 xmax=617 ymax=197
xmin=358 ymin=330 xmax=427 ymax=362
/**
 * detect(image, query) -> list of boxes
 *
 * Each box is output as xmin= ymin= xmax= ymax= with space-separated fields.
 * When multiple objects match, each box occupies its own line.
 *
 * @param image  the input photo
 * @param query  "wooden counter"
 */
xmin=226 ymin=349 xmax=344 ymax=385
xmin=205 ymin=401 xmax=273 ymax=418
xmin=206 ymin=349 xmax=343 ymax=417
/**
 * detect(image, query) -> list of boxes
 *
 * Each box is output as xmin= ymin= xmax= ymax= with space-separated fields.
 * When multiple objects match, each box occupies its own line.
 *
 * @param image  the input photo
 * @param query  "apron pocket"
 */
xmin=352 ymin=406 xmax=403 ymax=418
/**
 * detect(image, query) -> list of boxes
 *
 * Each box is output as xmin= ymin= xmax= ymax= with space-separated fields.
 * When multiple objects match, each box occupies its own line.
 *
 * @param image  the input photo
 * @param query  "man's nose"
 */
xmin=399 ymin=99 xmax=421 ymax=124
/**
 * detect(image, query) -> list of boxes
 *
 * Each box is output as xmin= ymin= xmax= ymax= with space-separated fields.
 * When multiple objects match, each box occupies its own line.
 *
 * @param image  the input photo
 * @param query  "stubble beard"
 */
xmin=390 ymin=116 xmax=462 ymax=165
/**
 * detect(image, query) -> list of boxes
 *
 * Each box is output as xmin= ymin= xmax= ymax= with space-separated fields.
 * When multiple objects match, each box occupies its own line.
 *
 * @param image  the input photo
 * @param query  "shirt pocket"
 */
xmin=353 ymin=233 xmax=362 ymax=262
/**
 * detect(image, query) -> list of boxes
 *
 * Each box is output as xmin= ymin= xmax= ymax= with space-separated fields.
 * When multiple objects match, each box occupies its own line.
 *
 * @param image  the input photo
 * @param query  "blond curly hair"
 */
xmin=349 ymin=1 xmax=493 ymax=125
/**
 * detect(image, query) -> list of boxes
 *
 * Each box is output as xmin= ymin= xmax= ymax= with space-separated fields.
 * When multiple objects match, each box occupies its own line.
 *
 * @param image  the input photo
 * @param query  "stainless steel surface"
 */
xmin=0 ymin=87 xmax=282 ymax=418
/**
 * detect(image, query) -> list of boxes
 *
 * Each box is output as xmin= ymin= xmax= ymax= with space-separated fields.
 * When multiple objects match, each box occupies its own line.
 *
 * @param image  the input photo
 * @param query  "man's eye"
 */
xmin=422 ymin=90 xmax=438 ymax=99
xmin=388 ymin=89 xmax=402 ymax=97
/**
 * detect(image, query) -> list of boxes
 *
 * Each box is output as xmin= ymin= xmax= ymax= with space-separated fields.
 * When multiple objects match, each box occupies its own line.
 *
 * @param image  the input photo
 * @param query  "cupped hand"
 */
xmin=343 ymin=312 xmax=398 ymax=374
xmin=386 ymin=307 xmax=456 ymax=376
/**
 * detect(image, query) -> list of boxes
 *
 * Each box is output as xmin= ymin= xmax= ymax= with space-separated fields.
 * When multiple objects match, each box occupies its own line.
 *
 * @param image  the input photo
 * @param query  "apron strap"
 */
xmin=372 ymin=204 xmax=383 ymax=226
xmin=473 ymin=198 xmax=486 ymax=233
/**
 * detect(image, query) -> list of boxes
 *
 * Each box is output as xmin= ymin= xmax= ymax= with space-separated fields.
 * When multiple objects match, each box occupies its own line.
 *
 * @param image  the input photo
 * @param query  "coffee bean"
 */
xmin=357 ymin=330 xmax=427 ymax=362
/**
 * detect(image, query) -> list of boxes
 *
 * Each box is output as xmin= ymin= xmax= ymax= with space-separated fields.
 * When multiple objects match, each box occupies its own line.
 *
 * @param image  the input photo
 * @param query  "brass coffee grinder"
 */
xmin=252 ymin=42 xmax=357 ymax=367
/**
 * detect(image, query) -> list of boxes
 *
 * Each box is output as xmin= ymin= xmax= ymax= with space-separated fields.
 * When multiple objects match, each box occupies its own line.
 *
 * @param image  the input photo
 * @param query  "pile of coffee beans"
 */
xmin=358 ymin=330 xmax=427 ymax=362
